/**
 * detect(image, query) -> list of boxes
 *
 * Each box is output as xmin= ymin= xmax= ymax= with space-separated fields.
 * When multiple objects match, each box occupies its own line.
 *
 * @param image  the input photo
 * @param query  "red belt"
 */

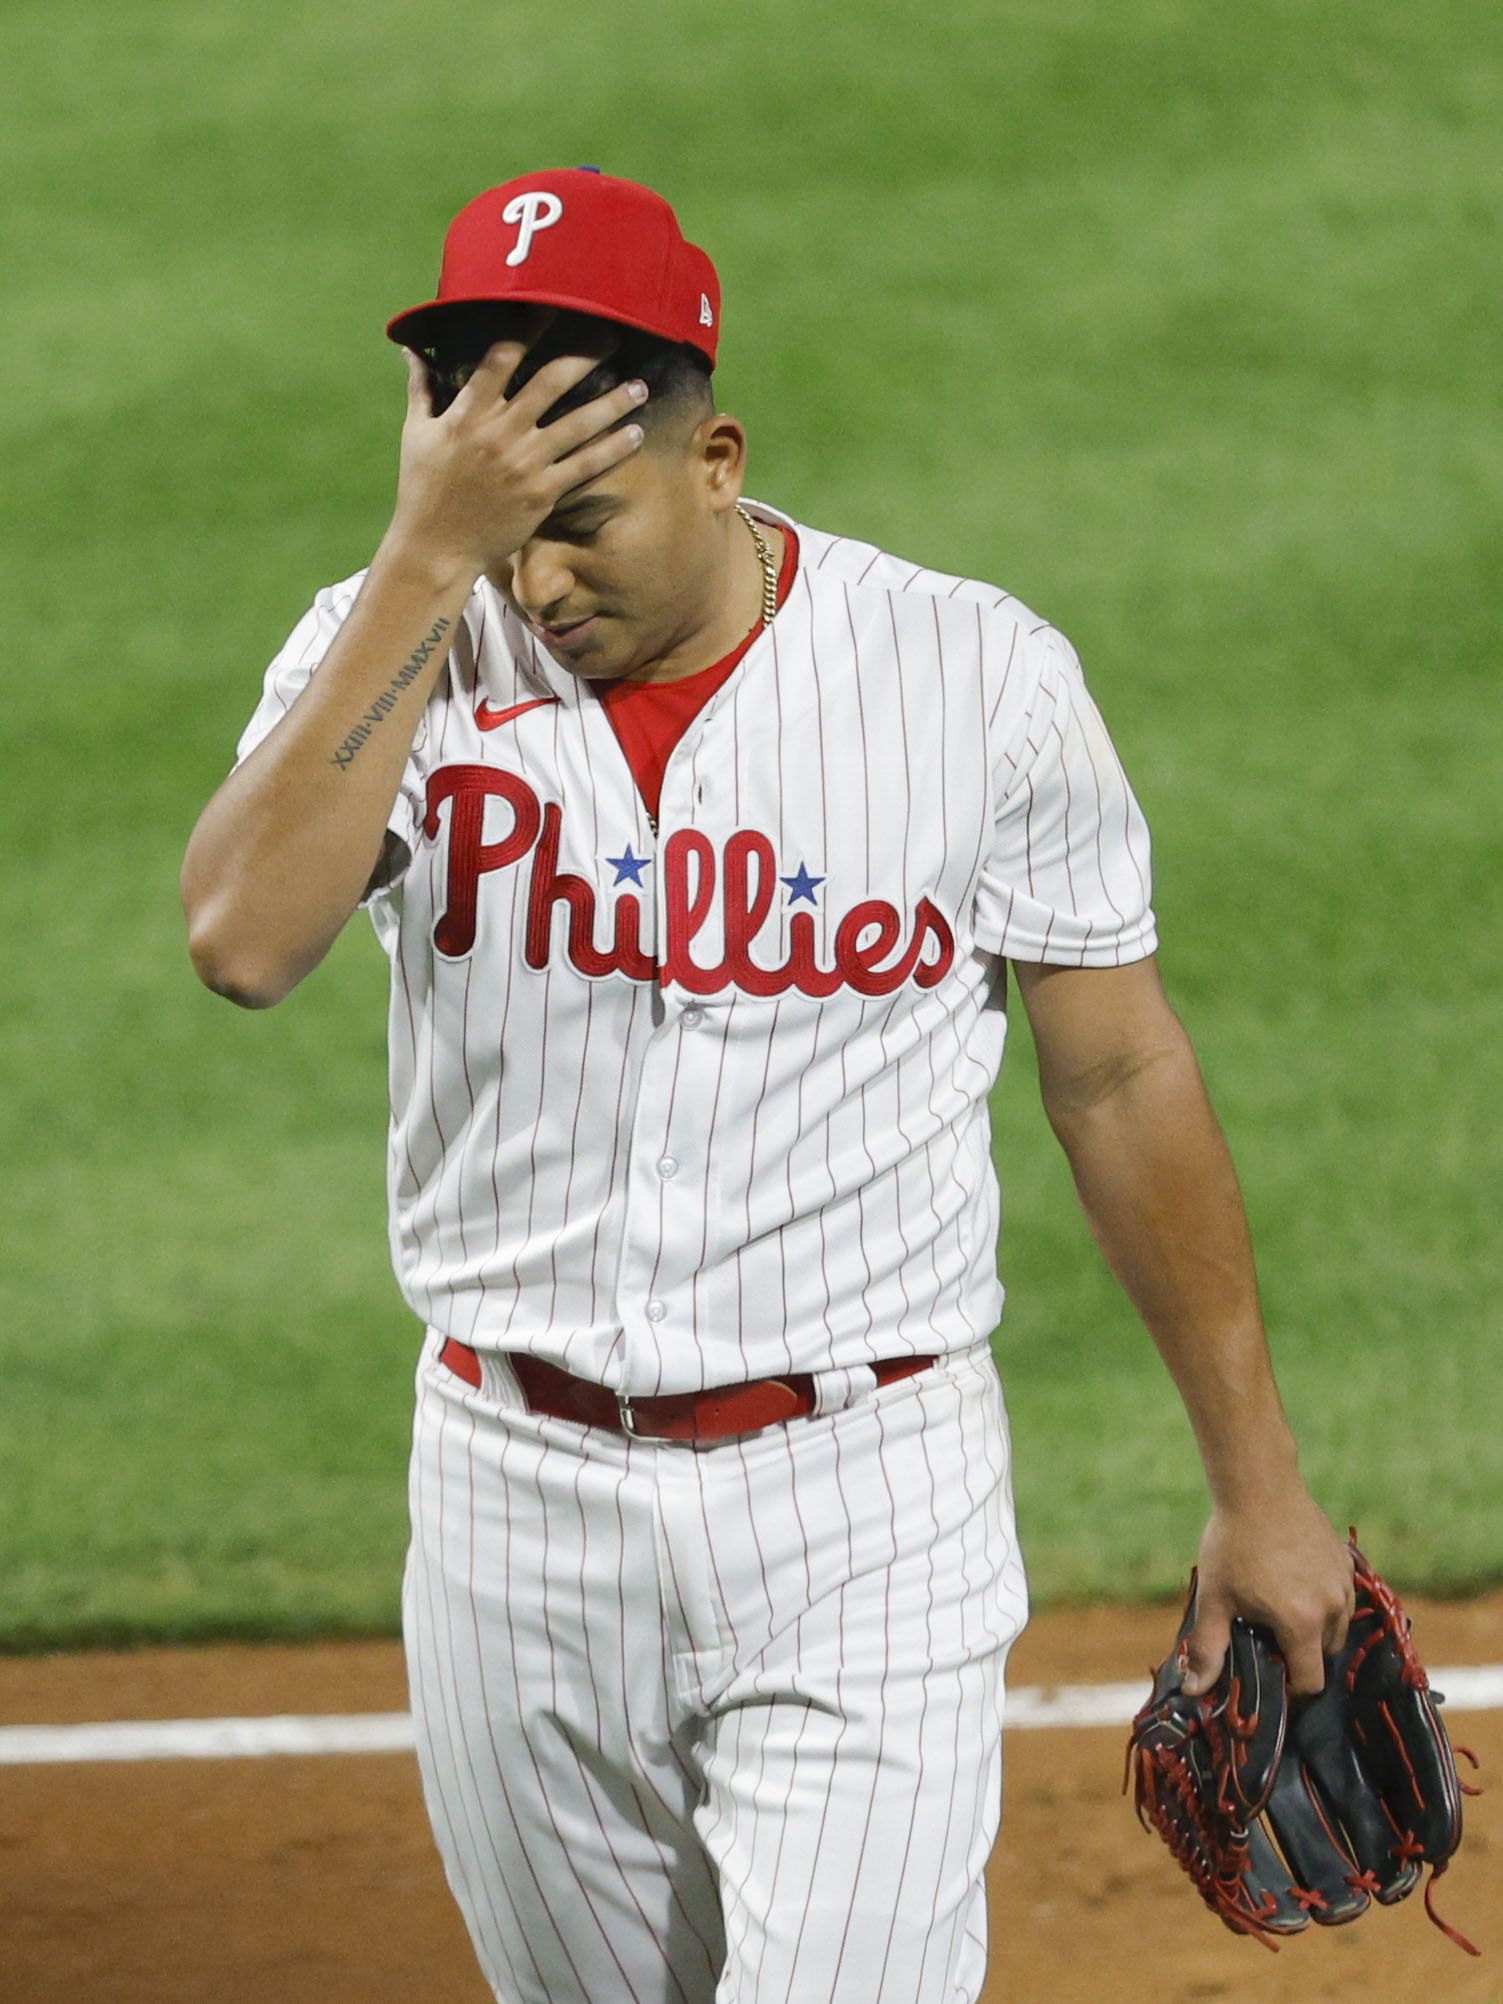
xmin=438 ymin=1338 xmax=936 ymax=1443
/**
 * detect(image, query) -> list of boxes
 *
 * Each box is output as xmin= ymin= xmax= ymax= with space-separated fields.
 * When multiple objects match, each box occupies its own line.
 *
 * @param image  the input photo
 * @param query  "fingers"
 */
xmin=1187 ymin=1504 xmax=1358 ymax=1702
xmin=550 ymin=416 xmax=648 ymax=500
xmin=1277 ymin=1622 xmax=1329 ymax=1698
xmin=543 ymin=376 xmax=651 ymax=463
xmin=1181 ymin=1603 xmax=1232 ymax=1697
xmin=1275 ymin=1582 xmax=1354 ymax=1695
xmin=451 ymin=341 xmax=649 ymax=494
xmin=501 ymin=340 xmax=624 ymax=429
xmin=444 ymin=338 xmax=629 ymax=454
xmin=452 ymin=337 xmax=531 ymax=409
xmin=1323 ymin=1559 xmax=1357 ymax=1657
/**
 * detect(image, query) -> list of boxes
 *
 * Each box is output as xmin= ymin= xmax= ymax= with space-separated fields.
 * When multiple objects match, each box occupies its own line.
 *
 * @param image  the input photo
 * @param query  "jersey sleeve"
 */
xmin=972 ymin=627 xmax=1158 ymax=966
xmin=232 ymin=572 xmax=431 ymax=908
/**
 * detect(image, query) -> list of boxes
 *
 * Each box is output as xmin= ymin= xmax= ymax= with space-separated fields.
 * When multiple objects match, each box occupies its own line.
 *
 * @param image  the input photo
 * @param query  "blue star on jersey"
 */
xmin=605 ymin=845 xmax=651 ymax=887
xmin=781 ymin=861 xmax=825 ymax=905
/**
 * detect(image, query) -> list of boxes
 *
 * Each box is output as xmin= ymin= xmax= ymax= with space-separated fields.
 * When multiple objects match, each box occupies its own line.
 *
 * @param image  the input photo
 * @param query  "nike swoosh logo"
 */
xmin=475 ymin=695 xmax=562 ymax=732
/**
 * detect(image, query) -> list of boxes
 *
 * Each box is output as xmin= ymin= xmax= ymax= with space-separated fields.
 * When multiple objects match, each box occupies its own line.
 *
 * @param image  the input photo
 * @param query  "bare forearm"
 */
xmin=1044 ymin=1032 xmax=1301 ymax=1504
xmin=181 ymin=536 xmax=472 ymax=1005
xmin=1013 ymin=956 xmax=1351 ymax=1691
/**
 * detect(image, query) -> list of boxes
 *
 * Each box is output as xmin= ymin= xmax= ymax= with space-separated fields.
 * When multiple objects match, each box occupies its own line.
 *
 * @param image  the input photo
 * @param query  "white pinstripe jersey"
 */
xmin=235 ymin=497 xmax=1157 ymax=1394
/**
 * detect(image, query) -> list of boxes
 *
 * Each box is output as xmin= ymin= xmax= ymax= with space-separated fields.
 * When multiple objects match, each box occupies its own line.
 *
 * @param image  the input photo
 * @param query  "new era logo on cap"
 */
xmin=385 ymin=169 xmax=722 ymax=368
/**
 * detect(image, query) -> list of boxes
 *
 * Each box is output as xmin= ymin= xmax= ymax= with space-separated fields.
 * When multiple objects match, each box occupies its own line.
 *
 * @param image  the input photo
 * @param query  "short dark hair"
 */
xmin=416 ymin=303 xmax=714 ymax=438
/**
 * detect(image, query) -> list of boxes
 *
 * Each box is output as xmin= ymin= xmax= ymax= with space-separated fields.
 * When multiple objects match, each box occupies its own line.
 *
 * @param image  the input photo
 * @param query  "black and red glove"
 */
xmin=1125 ymin=1532 xmax=1481 ymax=1954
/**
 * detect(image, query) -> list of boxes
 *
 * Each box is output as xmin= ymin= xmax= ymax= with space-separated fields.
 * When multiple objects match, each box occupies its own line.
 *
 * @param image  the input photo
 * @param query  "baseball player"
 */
xmin=181 ymin=167 xmax=1356 ymax=2002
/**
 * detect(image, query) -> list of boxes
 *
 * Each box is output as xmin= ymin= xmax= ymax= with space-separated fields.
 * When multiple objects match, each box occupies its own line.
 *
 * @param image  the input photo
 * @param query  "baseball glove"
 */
xmin=1124 ymin=1530 xmax=1481 ymax=1954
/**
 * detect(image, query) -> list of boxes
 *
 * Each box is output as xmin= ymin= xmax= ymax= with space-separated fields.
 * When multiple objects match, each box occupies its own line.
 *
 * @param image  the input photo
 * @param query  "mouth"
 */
xmin=536 ymin=613 xmax=599 ymax=649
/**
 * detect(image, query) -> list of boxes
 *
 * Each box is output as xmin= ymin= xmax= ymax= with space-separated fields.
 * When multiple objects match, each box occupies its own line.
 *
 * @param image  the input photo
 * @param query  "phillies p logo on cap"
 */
xmin=502 ymin=191 xmax=564 ymax=266
xmin=386 ymin=168 xmax=722 ymax=368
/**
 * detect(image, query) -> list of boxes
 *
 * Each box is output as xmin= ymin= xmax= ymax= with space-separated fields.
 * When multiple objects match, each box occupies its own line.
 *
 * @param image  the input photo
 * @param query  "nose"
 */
xmin=509 ymin=539 xmax=577 ymax=624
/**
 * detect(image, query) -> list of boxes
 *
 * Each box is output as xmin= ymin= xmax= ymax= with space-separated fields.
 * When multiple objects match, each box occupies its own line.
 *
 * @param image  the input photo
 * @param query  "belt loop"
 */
xmin=485 ymin=1350 xmax=531 ymax=1414
xmin=810 ymin=1362 xmax=879 ymax=1419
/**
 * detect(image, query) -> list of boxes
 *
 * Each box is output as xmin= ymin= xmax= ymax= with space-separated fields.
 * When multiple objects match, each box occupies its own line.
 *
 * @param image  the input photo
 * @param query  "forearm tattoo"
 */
xmin=329 ymin=617 xmax=452 ymax=770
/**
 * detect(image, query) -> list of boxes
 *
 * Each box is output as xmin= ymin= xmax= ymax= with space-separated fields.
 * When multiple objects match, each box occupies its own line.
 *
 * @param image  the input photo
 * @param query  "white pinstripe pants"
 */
xmin=402 ymin=1330 xmax=1029 ymax=2004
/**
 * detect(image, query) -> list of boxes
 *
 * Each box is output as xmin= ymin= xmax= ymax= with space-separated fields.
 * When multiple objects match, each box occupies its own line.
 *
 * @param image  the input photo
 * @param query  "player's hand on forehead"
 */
xmin=395 ymin=308 xmax=648 ymax=578
xmin=442 ymin=317 xmax=648 ymax=487
xmin=465 ymin=343 xmax=647 ymax=473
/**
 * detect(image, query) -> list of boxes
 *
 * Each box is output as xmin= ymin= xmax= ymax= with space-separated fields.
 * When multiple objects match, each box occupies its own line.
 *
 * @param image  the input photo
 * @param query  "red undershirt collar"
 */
xmin=597 ymin=519 xmax=800 ymax=823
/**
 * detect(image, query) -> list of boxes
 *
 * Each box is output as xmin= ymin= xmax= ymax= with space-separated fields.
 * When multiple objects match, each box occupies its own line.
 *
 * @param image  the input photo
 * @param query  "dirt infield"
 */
xmin=1 ymin=1592 xmax=1497 ymax=2004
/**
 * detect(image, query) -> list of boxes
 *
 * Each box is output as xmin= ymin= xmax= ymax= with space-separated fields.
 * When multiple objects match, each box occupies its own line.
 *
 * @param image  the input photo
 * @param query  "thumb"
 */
xmin=1181 ymin=1607 xmax=1232 ymax=1698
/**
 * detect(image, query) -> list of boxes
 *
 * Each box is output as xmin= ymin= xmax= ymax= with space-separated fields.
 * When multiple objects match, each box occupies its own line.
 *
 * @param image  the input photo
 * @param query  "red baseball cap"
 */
xmin=385 ymin=167 xmax=721 ymax=368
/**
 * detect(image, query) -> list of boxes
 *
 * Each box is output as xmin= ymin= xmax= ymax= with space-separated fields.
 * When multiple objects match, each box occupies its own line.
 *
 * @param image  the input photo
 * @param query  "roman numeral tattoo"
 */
xmin=329 ymin=617 xmax=452 ymax=770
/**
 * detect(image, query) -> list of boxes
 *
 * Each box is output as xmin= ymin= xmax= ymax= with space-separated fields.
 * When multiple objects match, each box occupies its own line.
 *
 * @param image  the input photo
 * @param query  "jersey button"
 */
xmin=680 ymin=1006 xmax=705 ymax=1029
xmin=646 ymin=1299 xmax=667 ymax=1322
xmin=657 ymin=1156 xmax=679 ymax=1180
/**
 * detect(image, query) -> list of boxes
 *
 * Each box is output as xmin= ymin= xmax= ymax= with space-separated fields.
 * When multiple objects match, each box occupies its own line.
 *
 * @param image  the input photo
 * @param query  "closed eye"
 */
xmin=539 ymin=497 xmax=622 ymax=543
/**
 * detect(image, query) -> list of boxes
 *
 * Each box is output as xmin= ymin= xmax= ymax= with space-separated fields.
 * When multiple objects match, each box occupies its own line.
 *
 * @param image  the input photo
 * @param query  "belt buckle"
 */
xmin=616 ymin=1390 xmax=646 ymax=1438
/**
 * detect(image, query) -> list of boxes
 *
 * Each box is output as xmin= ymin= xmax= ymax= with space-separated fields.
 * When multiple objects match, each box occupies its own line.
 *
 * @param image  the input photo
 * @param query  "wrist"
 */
xmin=1203 ymin=1428 xmax=1304 ymax=1511
xmin=374 ymin=521 xmax=482 ymax=598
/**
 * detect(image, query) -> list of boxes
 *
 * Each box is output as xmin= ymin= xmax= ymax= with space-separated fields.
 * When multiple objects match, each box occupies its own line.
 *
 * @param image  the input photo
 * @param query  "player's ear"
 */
xmin=694 ymin=412 xmax=748 ymax=503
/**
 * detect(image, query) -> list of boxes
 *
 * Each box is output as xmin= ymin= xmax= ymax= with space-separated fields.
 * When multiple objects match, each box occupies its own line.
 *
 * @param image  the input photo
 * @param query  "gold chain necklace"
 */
xmin=736 ymin=502 xmax=780 ymax=627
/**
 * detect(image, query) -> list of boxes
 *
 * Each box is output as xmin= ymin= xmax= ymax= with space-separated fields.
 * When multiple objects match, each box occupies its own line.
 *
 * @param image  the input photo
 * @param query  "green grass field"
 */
xmin=2 ymin=0 xmax=1499 ymax=1648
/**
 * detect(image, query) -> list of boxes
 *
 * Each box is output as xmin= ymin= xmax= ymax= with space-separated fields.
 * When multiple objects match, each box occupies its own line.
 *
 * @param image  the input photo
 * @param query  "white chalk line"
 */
xmin=2 ymin=1666 xmax=1500 ymax=1767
